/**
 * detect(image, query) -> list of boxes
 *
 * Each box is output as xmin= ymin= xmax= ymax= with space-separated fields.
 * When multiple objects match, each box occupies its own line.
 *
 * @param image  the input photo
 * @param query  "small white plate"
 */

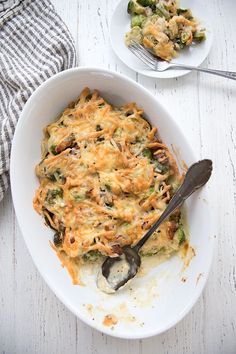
xmin=110 ymin=0 xmax=213 ymax=78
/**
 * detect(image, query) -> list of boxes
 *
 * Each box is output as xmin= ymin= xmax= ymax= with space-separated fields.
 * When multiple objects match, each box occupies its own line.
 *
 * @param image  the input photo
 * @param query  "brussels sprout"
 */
xmin=105 ymin=184 xmax=111 ymax=192
xmin=142 ymin=148 xmax=153 ymax=159
xmin=83 ymin=250 xmax=102 ymax=262
xmin=154 ymin=160 xmax=169 ymax=174
xmin=127 ymin=0 xmax=146 ymax=15
xmin=175 ymin=38 xmax=185 ymax=49
xmin=137 ymin=0 xmax=155 ymax=7
xmin=73 ymin=194 xmax=86 ymax=201
xmin=70 ymin=187 xmax=87 ymax=202
xmin=175 ymin=227 xmax=186 ymax=245
xmin=50 ymin=133 xmax=75 ymax=155
xmin=48 ymin=169 xmax=66 ymax=184
xmin=131 ymin=14 xmax=146 ymax=28
xmin=181 ymin=30 xmax=192 ymax=44
xmin=45 ymin=188 xmax=63 ymax=205
xmin=177 ymin=8 xmax=193 ymax=19
xmin=96 ymin=124 xmax=102 ymax=131
xmin=155 ymin=3 xmax=170 ymax=18
xmin=50 ymin=144 xmax=58 ymax=155
xmin=194 ymin=31 xmax=206 ymax=42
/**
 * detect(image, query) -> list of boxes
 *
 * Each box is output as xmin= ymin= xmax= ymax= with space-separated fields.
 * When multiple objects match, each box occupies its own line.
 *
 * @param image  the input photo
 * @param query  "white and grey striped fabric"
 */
xmin=0 ymin=0 xmax=77 ymax=202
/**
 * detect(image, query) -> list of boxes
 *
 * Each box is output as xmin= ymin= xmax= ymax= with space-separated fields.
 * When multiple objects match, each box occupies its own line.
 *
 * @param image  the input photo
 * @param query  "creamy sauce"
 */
xmin=97 ymin=270 xmax=116 ymax=294
xmin=97 ymin=255 xmax=131 ymax=294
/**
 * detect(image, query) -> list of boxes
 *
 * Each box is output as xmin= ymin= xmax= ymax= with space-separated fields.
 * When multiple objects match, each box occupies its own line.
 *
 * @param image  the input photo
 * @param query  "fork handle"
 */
xmin=169 ymin=64 xmax=236 ymax=80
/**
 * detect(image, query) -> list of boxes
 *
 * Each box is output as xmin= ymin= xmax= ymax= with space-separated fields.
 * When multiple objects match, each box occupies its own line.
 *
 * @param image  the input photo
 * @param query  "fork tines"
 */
xmin=128 ymin=40 xmax=157 ymax=70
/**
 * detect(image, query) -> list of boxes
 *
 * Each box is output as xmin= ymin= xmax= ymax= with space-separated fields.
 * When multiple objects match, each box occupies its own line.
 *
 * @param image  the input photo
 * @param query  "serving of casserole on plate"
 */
xmin=110 ymin=0 xmax=213 ymax=78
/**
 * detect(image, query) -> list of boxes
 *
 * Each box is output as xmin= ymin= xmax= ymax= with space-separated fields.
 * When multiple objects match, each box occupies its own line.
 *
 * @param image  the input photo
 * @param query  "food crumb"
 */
xmin=196 ymin=273 xmax=203 ymax=285
xmin=182 ymin=246 xmax=196 ymax=270
xmin=86 ymin=304 xmax=93 ymax=313
xmin=181 ymin=276 xmax=187 ymax=283
xmin=103 ymin=314 xmax=118 ymax=327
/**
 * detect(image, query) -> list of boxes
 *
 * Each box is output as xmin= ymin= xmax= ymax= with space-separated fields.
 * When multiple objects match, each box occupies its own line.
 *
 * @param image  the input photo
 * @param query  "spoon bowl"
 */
xmin=101 ymin=246 xmax=141 ymax=291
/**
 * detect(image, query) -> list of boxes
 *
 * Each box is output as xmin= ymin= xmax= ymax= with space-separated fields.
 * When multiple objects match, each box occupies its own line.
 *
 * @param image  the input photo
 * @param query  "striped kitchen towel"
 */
xmin=0 ymin=0 xmax=77 ymax=202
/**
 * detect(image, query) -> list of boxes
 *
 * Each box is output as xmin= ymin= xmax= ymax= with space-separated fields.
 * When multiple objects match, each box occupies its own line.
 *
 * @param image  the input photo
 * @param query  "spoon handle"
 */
xmin=134 ymin=159 xmax=213 ymax=251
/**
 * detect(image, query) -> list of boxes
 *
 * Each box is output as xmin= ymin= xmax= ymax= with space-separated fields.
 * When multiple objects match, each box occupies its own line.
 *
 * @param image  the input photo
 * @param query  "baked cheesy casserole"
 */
xmin=125 ymin=0 xmax=206 ymax=61
xmin=33 ymin=88 xmax=187 ymax=284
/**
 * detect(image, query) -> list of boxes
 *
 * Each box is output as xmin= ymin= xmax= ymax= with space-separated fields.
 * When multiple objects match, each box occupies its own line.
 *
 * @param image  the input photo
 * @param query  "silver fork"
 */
xmin=129 ymin=40 xmax=236 ymax=80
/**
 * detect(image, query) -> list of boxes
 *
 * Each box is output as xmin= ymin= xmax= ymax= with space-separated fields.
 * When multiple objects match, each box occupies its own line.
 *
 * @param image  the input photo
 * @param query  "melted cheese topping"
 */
xmin=33 ymin=88 xmax=185 ymax=284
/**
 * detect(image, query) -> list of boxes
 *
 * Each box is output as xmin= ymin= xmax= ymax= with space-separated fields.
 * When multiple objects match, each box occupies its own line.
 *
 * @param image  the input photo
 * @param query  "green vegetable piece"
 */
xmin=73 ymin=194 xmax=86 ymax=202
xmin=177 ymin=8 xmax=192 ymax=19
xmin=49 ymin=169 xmax=66 ymax=184
xmin=194 ymin=31 xmax=206 ymax=42
xmin=181 ymin=31 xmax=191 ymax=44
xmin=177 ymin=8 xmax=188 ymax=15
xmin=154 ymin=160 xmax=169 ymax=174
xmin=143 ymin=251 xmax=157 ymax=257
xmin=105 ymin=184 xmax=111 ymax=192
xmin=167 ymin=176 xmax=180 ymax=193
xmin=45 ymin=188 xmax=63 ymax=205
xmin=141 ymin=246 xmax=166 ymax=257
xmin=97 ymin=137 xmax=104 ymax=142
xmin=83 ymin=250 xmax=101 ymax=262
xmin=137 ymin=0 xmax=155 ymax=7
xmin=154 ymin=4 xmax=170 ymax=18
xmin=50 ymin=144 xmax=58 ymax=155
xmin=123 ymin=222 xmax=130 ymax=226
xmin=125 ymin=26 xmax=142 ymax=46
xmin=177 ymin=227 xmax=186 ymax=245
xmin=55 ymin=169 xmax=66 ymax=184
xmin=128 ymin=0 xmax=135 ymax=14
xmin=113 ymin=127 xmax=122 ymax=137
xmin=142 ymin=148 xmax=153 ymax=159
xmin=172 ymin=180 xmax=180 ymax=193
xmin=128 ymin=0 xmax=133 ymax=14
xmin=53 ymin=231 xmax=63 ymax=247
xmin=96 ymin=124 xmax=102 ymax=131
xmin=131 ymin=14 xmax=146 ymax=28
xmin=175 ymin=38 xmax=185 ymax=49
xmin=127 ymin=0 xmax=146 ymax=15
xmin=149 ymin=186 xmax=155 ymax=194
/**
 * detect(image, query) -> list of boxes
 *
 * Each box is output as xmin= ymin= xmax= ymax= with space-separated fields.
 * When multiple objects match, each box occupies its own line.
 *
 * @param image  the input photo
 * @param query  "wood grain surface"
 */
xmin=0 ymin=0 xmax=235 ymax=353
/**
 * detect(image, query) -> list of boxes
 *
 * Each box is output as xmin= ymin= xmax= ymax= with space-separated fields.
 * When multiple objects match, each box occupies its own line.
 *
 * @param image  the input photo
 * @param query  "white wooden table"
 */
xmin=1 ymin=0 xmax=236 ymax=353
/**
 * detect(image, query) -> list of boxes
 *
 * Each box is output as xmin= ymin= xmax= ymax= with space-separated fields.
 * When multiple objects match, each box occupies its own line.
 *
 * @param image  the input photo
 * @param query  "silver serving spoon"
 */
xmin=97 ymin=159 xmax=213 ymax=294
